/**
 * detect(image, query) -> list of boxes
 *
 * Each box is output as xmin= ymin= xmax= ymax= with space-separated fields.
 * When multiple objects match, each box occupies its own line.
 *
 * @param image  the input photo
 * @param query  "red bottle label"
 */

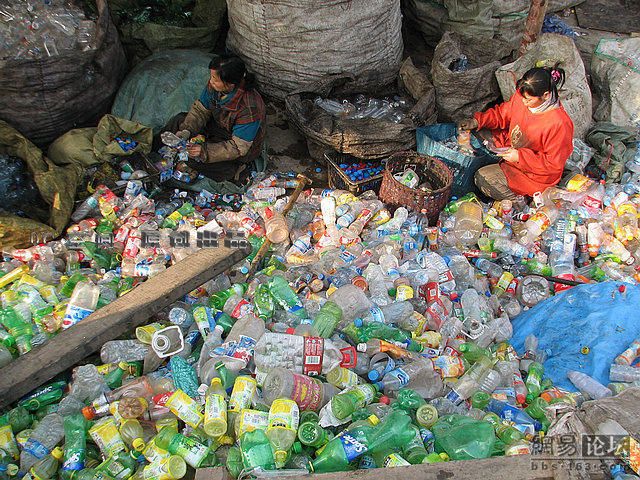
xmin=291 ymin=373 xmax=322 ymax=411
xmin=303 ymin=337 xmax=324 ymax=376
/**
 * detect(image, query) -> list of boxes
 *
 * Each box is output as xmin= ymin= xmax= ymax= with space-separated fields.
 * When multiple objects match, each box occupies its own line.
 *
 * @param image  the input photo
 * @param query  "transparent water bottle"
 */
xmin=20 ymin=413 xmax=64 ymax=473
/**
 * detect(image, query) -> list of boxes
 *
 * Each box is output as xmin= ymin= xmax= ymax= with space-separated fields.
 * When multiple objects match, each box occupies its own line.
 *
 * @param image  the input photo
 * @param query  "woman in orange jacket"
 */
xmin=459 ymin=65 xmax=574 ymax=200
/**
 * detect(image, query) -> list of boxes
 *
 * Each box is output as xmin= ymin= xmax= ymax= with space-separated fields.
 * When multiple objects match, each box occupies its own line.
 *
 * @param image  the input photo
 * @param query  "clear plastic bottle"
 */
xmin=61 ymin=280 xmax=99 ymax=329
xmin=609 ymin=364 xmax=640 ymax=383
xmin=519 ymin=204 xmax=559 ymax=245
xmin=329 ymin=284 xmax=373 ymax=323
xmin=20 ymin=413 xmax=64 ymax=473
xmin=377 ymin=358 xmax=443 ymax=399
xmin=453 ymin=202 xmax=483 ymax=246
xmin=100 ymin=340 xmax=149 ymax=363
xmin=262 ymin=207 xmax=289 ymax=244
xmin=262 ymin=368 xmax=338 ymax=411
xmin=363 ymin=264 xmax=392 ymax=306
xmin=567 ymin=371 xmax=612 ymax=399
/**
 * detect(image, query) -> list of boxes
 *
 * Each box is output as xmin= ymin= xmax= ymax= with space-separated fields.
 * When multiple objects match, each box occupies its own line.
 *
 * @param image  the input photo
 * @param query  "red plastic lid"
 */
xmin=379 ymin=395 xmax=390 ymax=405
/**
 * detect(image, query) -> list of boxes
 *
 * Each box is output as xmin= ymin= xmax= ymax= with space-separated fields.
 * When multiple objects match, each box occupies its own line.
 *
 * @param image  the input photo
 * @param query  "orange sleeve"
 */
xmin=514 ymin=118 xmax=574 ymax=175
xmin=473 ymin=95 xmax=516 ymax=131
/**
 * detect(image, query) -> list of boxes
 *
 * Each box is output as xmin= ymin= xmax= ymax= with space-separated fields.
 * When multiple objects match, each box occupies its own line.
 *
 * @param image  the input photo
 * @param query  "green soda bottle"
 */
xmin=330 ymin=384 xmax=378 ymax=420
xmin=0 ymin=307 xmax=33 ymax=355
xmin=213 ymin=310 xmax=235 ymax=335
xmin=483 ymin=412 xmax=523 ymax=445
xmin=239 ymin=429 xmax=275 ymax=471
xmin=81 ymin=242 xmax=114 ymax=270
xmin=268 ymin=275 xmax=308 ymax=320
xmin=431 ymin=414 xmax=495 ymax=460
xmin=521 ymin=259 xmax=553 ymax=277
xmin=225 ymin=446 xmax=243 ymax=479
xmin=402 ymin=425 xmax=429 ymax=464
xmin=470 ymin=391 xmax=491 ymax=410
xmin=0 ymin=406 xmax=33 ymax=433
xmin=459 ymin=343 xmax=492 ymax=363
xmin=444 ymin=193 xmax=479 ymax=214
xmin=18 ymin=381 xmax=66 ymax=411
xmin=312 ymin=301 xmax=342 ymax=338
xmin=297 ymin=421 xmax=330 ymax=448
xmin=104 ymin=363 xmax=129 ymax=389
xmin=155 ymin=427 xmax=209 ymax=468
xmin=59 ymin=272 xmax=86 ymax=298
xmin=392 ymin=389 xmax=426 ymax=412
xmin=253 ymin=284 xmax=275 ymax=321
xmin=525 ymin=362 xmax=544 ymax=403
xmin=162 ymin=203 xmax=195 ymax=229
xmin=524 ymin=397 xmax=550 ymax=431
xmin=62 ymin=413 xmax=87 ymax=476
xmin=30 ymin=447 xmax=63 ymax=480
xmin=208 ymin=284 xmax=248 ymax=310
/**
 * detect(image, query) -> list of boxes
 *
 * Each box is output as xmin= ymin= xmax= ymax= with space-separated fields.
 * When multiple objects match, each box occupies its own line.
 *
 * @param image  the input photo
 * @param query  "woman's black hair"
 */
xmin=516 ymin=62 xmax=566 ymax=99
xmin=208 ymin=54 xmax=257 ymax=91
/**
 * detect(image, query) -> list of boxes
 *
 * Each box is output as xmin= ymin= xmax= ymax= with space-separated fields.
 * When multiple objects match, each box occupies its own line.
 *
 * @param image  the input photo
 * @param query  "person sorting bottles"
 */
xmin=458 ymin=64 xmax=574 ymax=201
xmin=164 ymin=54 xmax=266 ymax=185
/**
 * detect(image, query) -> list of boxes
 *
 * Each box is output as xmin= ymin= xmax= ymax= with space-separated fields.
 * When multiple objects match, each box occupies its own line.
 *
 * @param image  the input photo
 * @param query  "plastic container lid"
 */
xmin=378 ymin=395 xmax=390 ymax=405
xmin=51 ymin=447 xmax=64 ymax=461
xmin=354 ymin=318 xmax=364 ymax=328
xmin=368 ymin=415 xmax=380 ymax=426
xmin=367 ymin=370 xmax=380 ymax=381
xmin=81 ymin=406 xmax=96 ymax=420
xmin=132 ymin=438 xmax=146 ymax=452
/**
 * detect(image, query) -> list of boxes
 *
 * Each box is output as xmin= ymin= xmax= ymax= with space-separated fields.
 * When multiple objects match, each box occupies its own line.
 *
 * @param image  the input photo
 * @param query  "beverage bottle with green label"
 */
xmin=154 ymin=428 xmax=209 ymax=469
xmin=29 ymin=446 xmax=63 ymax=480
xmin=165 ymin=390 xmax=203 ymax=429
xmin=459 ymin=343 xmax=492 ymax=363
xmin=208 ymin=284 xmax=248 ymax=310
xmin=253 ymin=284 xmax=275 ymax=321
xmin=119 ymin=419 xmax=145 ymax=452
xmin=104 ymin=363 xmax=129 ymax=390
xmin=266 ymin=399 xmax=299 ymax=468
xmin=95 ymin=450 xmax=137 ymax=480
xmin=18 ymin=382 xmax=66 ymax=411
xmin=62 ymin=413 xmax=87 ymax=477
xmin=524 ymin=397 xmax=550 ymax=431
xmin=312 ymin=301 xmax=342 ymax=338
xmin=0 ymin=406 xmax=33 ymax=433
xmin=239 ymin=429 xmax=275 ymax=472
xmin=524 ymin=362 xmax=544 ymax=403
xmin=204 ymin=378 xmax=227 ymax=438
xmin=483 ymin=412 xmax=523 ymax=445
xmin=0 ymin=307 xmax=33 ymax=355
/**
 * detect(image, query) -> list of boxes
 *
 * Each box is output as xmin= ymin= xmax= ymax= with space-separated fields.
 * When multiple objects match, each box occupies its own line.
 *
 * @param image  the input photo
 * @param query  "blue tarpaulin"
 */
xmin=510 ymin=281 xmax=640 ymax=391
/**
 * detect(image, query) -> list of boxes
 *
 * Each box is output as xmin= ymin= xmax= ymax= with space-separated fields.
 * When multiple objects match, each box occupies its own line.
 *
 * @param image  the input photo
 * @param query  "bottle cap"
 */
xmin=292 ymin=441 xmax=303 ymax=454
xmin=367 ymin=370 xmax=380 ymax=381
xmin=354 ymin=318 xmax=364 ymax=328
xmin=356 ymin=343 xmax=367 ymax=353
xmin=132 ymin=438 xmax=146 ymax=452
xmin=51 ymin=447 xmax=64 ymax=461
xmin=379 ymin=395 xmax=390 ymax=405
xmin=210 ymin=377 xmax=223 ymax=388
xmin=368 ymin=415 xmax=380 ymax=426
xmin=274 ymin=450 xmax=288 ymax=466
xmin=81 ymin=406 xmax=96 ymax=420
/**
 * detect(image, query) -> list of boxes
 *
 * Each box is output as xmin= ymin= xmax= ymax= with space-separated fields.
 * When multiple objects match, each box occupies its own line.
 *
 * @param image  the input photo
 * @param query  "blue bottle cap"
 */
xmin=354 ymin=318 xmax=363 ymax=328
xmin=368 ymin=370 xmax=380 ymax=381
xmin=315 ymin=167 xmax=322 ymax=173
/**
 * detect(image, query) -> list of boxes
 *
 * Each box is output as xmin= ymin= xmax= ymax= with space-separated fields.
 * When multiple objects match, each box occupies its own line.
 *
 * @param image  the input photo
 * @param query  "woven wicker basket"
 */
xmin=379 ymin=151 xmax=453 ymax=222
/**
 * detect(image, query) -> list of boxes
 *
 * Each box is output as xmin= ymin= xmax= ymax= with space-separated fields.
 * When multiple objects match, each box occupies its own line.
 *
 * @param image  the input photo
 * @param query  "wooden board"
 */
xmin=195 ymin=456 xmax=606 ymax=480
xmin=575 ymin=0 xmax=640 ymax=34
xmin=0 ymin=246 xmax=248 ymax=408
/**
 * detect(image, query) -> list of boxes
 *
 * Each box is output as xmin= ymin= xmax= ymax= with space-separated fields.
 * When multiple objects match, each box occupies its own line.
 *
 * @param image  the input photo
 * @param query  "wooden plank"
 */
xmin=195 ymin=456 xmax=578 ymax=480
xmin=0 ymin=246 xmax=248 ymax=408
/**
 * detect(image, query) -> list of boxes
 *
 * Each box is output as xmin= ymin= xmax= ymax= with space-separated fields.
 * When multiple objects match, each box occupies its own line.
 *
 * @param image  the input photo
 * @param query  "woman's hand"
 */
xmin=187 ymin=144 xmax=204 ymax=161
xmin=457 ymin=118 xmax=478 ymax=131
xmin=498 ymin=148 xmax=519 ymax=163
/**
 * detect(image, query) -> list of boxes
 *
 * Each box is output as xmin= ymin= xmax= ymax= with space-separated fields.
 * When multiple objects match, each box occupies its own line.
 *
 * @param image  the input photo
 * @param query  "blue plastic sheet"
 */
xmin=510 ymin=281 xmax=640 ymax=391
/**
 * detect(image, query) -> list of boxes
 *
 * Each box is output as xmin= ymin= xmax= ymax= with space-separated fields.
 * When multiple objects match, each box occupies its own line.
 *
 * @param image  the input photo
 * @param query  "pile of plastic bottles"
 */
xmin=0 ymin=0 xmax=96 ymax=60
xmin=313 ymin=95 xmax=409 ymax=123
xmin=0 ymin=154 xmax=44 ymax=217
xmin=2 ymin=170 xmax=640 ymax=479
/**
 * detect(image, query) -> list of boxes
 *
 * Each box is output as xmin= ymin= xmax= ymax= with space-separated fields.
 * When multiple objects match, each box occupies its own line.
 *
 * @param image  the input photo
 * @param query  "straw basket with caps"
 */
xmin=379 ymin=151 xmax=452 ymax=223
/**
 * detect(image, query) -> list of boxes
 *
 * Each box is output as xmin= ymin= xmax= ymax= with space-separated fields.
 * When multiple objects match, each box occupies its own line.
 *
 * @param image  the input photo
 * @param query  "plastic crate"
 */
xmin=416 ymin=123 xmax=498 ymax=198
xmin=325 ymin=152 xmax=384 ymax=194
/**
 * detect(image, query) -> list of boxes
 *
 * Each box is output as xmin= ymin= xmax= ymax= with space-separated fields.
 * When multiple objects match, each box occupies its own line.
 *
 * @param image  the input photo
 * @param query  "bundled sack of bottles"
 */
xmin=3 ymin=157 xmax=640 ymax=479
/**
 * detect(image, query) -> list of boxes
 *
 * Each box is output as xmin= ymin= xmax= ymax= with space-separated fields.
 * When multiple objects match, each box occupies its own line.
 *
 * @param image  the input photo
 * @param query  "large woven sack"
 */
xmin=495 ymin=34 xmax=593 ymax=139
xmin=111 ymin=50 xmax=211 ymax=134
xmin=285 ymin=68 xmax=435 ymax=160
xmin=0 ymin=121 xmax=83 ymax=250
xmin=432 ymin=32 xmax=502 ymax=122
xmin=109 ymin=0 xmax=226 ymax=64
xmin=227 ymin=0 xmax=403 ymax=100
xmin=0 ymin=0 xmax=127 ymax=147
xmin=592 ymin=38 xmax=640 ymax=131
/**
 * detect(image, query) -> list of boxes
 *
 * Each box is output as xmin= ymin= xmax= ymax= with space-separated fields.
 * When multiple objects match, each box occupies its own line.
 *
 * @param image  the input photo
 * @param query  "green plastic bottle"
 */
xmin=483 ymin=413 xmax=523 ymax=445
xmin=104 ymin=363 xmax=129 ymax=389
xmin=297 ymin=421 xmax=330 ymax=448
xmin=239 ymin=429 xmax=275 ymax=472
xmin=94 ymin=450 xmax=137 ymax=480
xmin=470 ymin=391 xmax=491 ymax=410
xmin=352 ymin=319 xmax=409 ymax=344
xmin=18 ymin=381 xmax=66 ymax=411
xmin=0 ymin=406 xmax=33 ymax=433
xmin=330 ymin=384 xmax=378 ymax=420
xmin=208 ymin=284 xmax=248 ymax=310
xmin=225 ymin=446 xmax=243 ymax=479
xmin=267 ymin=275 xmax=307 ymax=320
xmin=459 ymin=343 xmax=492 ymax=363
xmin=312 ymin=301 xmax=342 ymax=338
xmin=155 ymin=427 xmax=209 ymax=468
xmin=524 ymin=397 xmax=550 ymax=431
xmin=59 ymin=272 xmax=87 ymax=298
xmin=392 ymin=389 xmax=426 ymax=412
xmin=402 ymin=425 xmax=429 ymax=464
xmin=213 ymin=310 xmax=235 ymax=335
xmin=444 ymin=193 xmax=479 ymax=214
xmin=525 ymin=362 xmax=544 ymax=403
xmin=81 ymin=242 xmax=114 ymax=270
xmin=0 ymin=307 xmax=32 ymax=355
xmin=432 ymin=414 xmax=495 ymax=460
xmin=253 ymin=284 xmax=275 ymax=321
xmin=62 ymin=413 xmax=87 ymax=476
xmin=162 ymin=203 xmax=195 ymax=229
